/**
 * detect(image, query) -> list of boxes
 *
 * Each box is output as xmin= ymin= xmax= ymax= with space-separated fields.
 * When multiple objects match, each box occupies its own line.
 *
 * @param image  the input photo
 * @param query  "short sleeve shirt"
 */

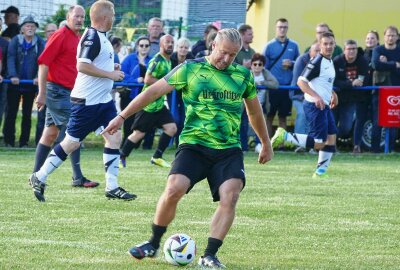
xmin=165 ymin=57 xmax=257 ymax=149
xmin=142 ymin=53 xmax=171 ymax=112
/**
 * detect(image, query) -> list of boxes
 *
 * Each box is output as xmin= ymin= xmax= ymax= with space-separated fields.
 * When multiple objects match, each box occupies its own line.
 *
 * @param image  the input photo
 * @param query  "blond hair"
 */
xmin=214 ymin=28 xmax=242 ymax=48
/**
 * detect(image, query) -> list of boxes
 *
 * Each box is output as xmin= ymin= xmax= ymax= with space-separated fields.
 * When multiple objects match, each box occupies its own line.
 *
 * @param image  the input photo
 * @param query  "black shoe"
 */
xmin=105 ymin=187 xmax=136 ymax=200
xmin=72 ymin=177 xmax=99 ymax=188
xmin=29 ymin=173 xmax=46 ymax=202
xmin=128 ymin=241 xmax=158 ymax=259
xmin=198 ymin=255 xmax=226 ymax=269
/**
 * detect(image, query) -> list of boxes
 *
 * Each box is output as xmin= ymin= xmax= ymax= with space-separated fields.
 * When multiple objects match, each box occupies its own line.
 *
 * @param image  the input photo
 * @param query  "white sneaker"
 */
xmin=254 ymin=143 xmax=262 ymax=153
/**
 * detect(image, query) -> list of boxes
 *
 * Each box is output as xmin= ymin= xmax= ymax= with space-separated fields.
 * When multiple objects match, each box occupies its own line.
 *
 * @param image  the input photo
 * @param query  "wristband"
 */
xmin=118 ymin=114 xmax=126 ymax=120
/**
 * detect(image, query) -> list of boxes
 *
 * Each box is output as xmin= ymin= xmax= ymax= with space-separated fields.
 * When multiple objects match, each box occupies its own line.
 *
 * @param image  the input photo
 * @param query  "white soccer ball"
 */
xmin=163 ymin=233 xmax=196 ymax=266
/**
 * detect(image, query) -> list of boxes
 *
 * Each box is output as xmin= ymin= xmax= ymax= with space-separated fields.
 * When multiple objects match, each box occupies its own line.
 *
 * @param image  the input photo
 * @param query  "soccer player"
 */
xmin=29 ymin=0 xmax=136 ymax=202
xmin=103 ymin=28 xmax=273 ymax=269
xmin=271 ymin=32 xmax=338 ymax=178
xmin=119 ymin=34 xmax=177 ymax=168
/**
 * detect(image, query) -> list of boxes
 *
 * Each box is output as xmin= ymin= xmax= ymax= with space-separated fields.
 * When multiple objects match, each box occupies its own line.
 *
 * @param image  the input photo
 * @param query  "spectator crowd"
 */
xmin=0 ymin=4 xmax=399 ymax=154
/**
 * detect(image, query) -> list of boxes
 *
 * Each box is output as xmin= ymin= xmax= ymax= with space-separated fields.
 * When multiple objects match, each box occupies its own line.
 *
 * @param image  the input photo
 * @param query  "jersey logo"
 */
xmin=307 ymin=63 xmax=314 ymax=69
xmin=109 ymin=52 xmax=112 ymax=59
xmin=83 ymin=41 xmax=93 ymax=46
xmin=199 ymin=74 xmax=208 ymax=79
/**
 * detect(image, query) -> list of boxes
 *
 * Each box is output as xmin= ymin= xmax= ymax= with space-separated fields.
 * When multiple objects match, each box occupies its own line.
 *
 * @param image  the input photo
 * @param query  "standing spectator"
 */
xmin=194 ymin=31 xmax=217 ymax=58
xmin=32 ymin=5 xmax=99 ymax=188
xmin=168 ymin=37 xmax=194 ymax=146
xmin=371 ymin=25 xmax=400 ymax=153
xmin=305 ymin=23 xmax=343 ymax=58
xmin=333 ymin=40 xmax=368 ymax=150
xmin=104 ymin=28 xmax=273 ymax=269
xmin=29 ymin=0 xmax=135 ymax=202
xmin=120 ymin=36 xmax=151 ymax=147
xmin=119 ymin=35 xmax=177 ymax=168
xmin=291 ymin=41 xmax=320 ymax=136
xmin=1 ymin=6 xmax=20 ymax=41
xmin=191 ymin=24 xmax=218 ymax=57
xmin=271 ymin=32 xmax=338 ymax=178
xmin=35 ymin=23 xmax=58 ymax=145
xmin=147 ymin=17 xmax=164 ymax=58
xmin=251 ymin=53 xmax=279 ymax=153
xmin=0 ymin=33 xmax=8 ymax=132
xmin=110 ymin=36 xmax=122 ymax=64
xmin=3 ymin=15 xmax=45 ymax=147
xmin=235 ymin=24 xmax=256 ymax=152
xmin=263 ymin=18 xmax=300 ymax=138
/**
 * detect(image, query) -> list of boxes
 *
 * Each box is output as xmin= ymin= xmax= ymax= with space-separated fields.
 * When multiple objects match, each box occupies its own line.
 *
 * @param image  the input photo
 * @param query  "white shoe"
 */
xmin=255 ymin=143 xmax=262 ymax=153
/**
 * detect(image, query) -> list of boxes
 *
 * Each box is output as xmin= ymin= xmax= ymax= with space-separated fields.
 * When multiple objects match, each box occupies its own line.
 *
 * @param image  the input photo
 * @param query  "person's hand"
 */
xmin=114 ymin=63 xmax=121 ymax=71
xmin=258 ymin=142 xmax=274 ymax=164
xmin=33 ymin=78 xmax=39 ymax=85
xmin=379 ymin=55 xmax=387 ymax=62
xmin=282 ymin=59 xmax=292 ymax=70
xmin=10 ymin=77 xmax=19 ymax=85
xmin=352 ymin=78 xmax=363 ymax=87
xmin=330 ymin=91 xmax=339 ymax=109
xmin=0 ymin=75 xmax=3 ymax=83
xmin=101 ymin=115 xmax=124 ymax=135
xmin=109 ymin=70 xmax=125 ymax=81
xmin=36 ymin=92 xmax=46 ymax=111
xmin=314 ymin=95 xmax=325 ymax=110
xmin=137 ymin=77 xmax=144 ymax=83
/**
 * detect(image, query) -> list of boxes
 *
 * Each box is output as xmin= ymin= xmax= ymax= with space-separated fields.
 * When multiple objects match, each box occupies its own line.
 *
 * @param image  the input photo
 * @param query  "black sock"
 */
xmin=33 ymin=143 xmax=51 ymax=172
xmin=70 ymin=146 xmax=83 ymax=180
xmin=149 ymin=223 xmax=167 ymax=249
xmin=153 ymin=133 xmax=172 ymax=158
xmin=120 ymin=139 xmax=140 ymax=157
xmin=204 ymin=237 xmax=223 ymax=257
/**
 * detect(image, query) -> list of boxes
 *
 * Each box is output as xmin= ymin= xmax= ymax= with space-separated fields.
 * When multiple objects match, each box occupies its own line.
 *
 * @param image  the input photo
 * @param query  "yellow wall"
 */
xmin=247 ymin=0 xmax=400 ymax=53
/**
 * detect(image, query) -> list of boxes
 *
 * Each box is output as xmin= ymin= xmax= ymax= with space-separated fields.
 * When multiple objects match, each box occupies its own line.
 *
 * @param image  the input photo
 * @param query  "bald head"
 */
xmin=160 ymin=34 xmax=174 ymax=56
xmin=89 ymin=0 xmax=115 ymax=32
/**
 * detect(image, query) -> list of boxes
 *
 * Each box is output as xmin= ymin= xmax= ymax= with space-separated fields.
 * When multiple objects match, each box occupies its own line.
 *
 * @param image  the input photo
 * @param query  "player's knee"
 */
xmin=220 ymin=191 xmax=240 ymax=209
xmin=164 ymin=185 xmax=186 ymax=203
xmin=314 ymin=142 xmax=325 ymax=150
xmin=165 ymin=124 xmax=177 ymax=136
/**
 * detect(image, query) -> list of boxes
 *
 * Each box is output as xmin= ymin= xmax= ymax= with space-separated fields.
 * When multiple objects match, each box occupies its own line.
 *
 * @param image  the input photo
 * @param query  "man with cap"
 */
xmin=1 ymin=6 xmax=20 ymax=41
xmin=4 ymin=15 xmax=45 ymax=147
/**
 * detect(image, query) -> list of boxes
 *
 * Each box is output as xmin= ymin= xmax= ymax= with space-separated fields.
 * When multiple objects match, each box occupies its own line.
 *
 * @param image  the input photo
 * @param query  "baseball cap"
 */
xmin=1 ymin=6 xmax=20 ymax=16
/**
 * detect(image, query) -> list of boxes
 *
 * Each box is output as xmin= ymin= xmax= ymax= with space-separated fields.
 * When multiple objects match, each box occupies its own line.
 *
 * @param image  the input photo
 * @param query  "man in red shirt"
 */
xmin=32 ymin=5 xmax=99 ymax=188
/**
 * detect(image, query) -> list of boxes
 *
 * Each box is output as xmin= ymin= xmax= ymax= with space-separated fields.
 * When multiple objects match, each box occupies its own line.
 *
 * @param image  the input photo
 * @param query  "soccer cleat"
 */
xmin=29 ymin=173 xmax=46 ymax=202
xmin=198 ymin=255 xmax=226 ymax=269
xmin=119 ymin=155 xmax=126 ymax=168
xmin=128 ymin=241 xmax=158 ymax=260
xmin=71 ymin=177 xmax=99 ymax=188
xmin=105 ymin=187 xmax=137 ymax=200
xmin=312 ymin=172 xmax=329 ymax=179
xmin=150 ymin=157 xmax=171 ymax=168
xmin=271 ymin=127 xmax=287 ymax=149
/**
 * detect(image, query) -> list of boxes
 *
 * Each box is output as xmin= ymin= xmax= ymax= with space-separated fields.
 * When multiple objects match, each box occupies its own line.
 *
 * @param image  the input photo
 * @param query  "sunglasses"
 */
xmin=139 ymin=44 xmax=150 ymax=48
xmin=252 ymin=62 xmax=263 ymax=67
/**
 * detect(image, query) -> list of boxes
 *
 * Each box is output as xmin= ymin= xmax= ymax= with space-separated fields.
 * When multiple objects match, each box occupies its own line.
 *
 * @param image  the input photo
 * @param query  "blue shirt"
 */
xmin=263 ymin=38 xmax=300 ymax=85
xmin=371 ymin=44 xmax=400 ymax=86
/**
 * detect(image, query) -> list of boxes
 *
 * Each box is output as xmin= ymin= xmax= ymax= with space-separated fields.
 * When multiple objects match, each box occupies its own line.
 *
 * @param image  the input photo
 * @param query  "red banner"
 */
xmin=379 ymin=87 xmax=400 ymax=127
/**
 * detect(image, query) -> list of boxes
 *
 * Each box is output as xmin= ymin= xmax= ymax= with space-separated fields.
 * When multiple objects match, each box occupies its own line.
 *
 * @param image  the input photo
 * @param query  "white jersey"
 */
xmin=71 ymin=27 xmax=114 ymax=105
xmin=298 ymin=54 xmax=335 ymax=105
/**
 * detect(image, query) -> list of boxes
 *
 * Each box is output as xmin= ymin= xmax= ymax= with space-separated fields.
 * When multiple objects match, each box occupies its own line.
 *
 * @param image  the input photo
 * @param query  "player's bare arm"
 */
xmin=103 ymin=78 xmax=174 ymax=135
xmin=77 ymin=62 xmax=124 ymax=81
xmin=143 ymin=72 xmax=158 ymax=86
xmin=297 ymin=79 xmax=325 ymax=109
xmin=244 ymin=97 xmax=273 ymax=164
xmin=36 ymin=64 xmax=49 ymax=111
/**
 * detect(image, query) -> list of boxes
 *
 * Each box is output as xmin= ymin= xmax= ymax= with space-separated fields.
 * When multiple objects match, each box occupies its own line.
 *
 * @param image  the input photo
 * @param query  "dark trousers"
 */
xmin=3 ymin=85 xmax=36 ymax=147
xmin=353 ymin=100 xmax=369 ymax=146
xmin=240 ymin=109 xmax=249 ymax=151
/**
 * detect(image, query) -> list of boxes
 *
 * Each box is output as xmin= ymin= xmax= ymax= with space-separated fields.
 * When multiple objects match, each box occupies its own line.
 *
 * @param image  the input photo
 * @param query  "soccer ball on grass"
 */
xmin=163 ymin=233 xmax=196 ymax=266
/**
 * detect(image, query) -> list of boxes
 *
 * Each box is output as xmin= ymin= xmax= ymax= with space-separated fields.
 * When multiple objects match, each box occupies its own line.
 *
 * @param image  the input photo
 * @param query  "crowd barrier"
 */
xmin=2 ymin=79 xmax=399 ymax=153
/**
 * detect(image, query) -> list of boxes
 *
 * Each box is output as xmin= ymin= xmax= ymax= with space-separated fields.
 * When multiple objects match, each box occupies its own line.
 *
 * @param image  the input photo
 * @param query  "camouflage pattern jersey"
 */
xmin=165 ymin=57 xmax=257 ymax=149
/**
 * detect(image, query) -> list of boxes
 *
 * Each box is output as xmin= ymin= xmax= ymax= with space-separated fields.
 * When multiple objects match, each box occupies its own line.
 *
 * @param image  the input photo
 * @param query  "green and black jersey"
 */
xmin=165 ymin=57 xmax=257 ymax=149
xmin=143 ymin=53 xmax=172 ymax=112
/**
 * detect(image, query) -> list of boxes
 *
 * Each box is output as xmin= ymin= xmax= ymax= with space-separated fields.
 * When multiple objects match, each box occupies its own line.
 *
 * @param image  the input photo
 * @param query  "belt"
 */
xmin=70 ymin=97 xmax=86 ymax=105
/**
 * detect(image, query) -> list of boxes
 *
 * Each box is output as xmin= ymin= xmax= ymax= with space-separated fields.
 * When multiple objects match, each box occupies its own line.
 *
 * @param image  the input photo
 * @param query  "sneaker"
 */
xmin=72 ymin=177 xmax=99 ymax=188
xmin=294 ymin=146 xmax=306 ymax=153
xmin=105 ymin=187 xmax=137 ymax=200
xmin=150 ymin=157 xmax=171 ymax=168
xmin=254 ymin=143 xmax=262 ymax=153
xmin=119 ymin=156 xmax=126 ymax=168
xmin=128 ymin=241 xmax=158 ymax=260
xmin=352 ymin=145 xmax=361 ymax=154
xmin=312 ymin=172 xmax=329 ymax=179
xmin=198 ymin=255 xmax=226 ymax=269
xmin=271 ymin=127 xmax=287 ymax=149
xmin=29 ymin=173 xmax=46 ymax=202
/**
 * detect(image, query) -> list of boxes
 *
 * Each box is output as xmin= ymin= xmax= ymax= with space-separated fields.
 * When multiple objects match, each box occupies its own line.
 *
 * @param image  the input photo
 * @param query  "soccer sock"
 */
xmin=286 ymin=133 xmax=315 ymax=149
xmin=315 ymin=145 xmax=336 ymax=174
xmin=70 ymin=145 xmax=83 ymax=180
xmin=204 ymin=237 xmax=223 ymax=257
xmin=120 ymin=139 xmax=140 ymax=157
xmin=36 ymin=144 xmax=68 ymax=183
xmin=153 ymin=133 xmax=172 ymax=158
xmin=149 ymin=223 xmax=167 ymax=249
xmin=33 ymin=143 xmax=51 ymax=172
xmin=104 ymin=148 xmax=120 ymax=191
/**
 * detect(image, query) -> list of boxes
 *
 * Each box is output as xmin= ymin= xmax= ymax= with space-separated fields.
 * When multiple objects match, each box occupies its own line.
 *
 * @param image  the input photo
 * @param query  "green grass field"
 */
xmin=0 ymin=147 xmax=399 ymax=269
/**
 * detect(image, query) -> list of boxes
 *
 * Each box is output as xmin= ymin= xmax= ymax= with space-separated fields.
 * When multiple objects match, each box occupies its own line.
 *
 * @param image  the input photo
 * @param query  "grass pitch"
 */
xmin=0 ymin=147 xmax=399 ymax=269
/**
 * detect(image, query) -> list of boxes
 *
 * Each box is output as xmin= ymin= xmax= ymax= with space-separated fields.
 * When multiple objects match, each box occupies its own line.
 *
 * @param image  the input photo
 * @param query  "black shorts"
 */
xmin=132 ymin=106 xmax=175 ymax=132
xmin=169 ymin=144 xmax=246 ymax=202
xmin=267 ymin=90 xmax=292 ymax=117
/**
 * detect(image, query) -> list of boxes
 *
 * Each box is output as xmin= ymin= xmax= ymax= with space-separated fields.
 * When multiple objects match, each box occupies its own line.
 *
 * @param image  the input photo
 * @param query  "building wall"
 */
xmin=247 ymin=0 xmax=400 ymax=53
